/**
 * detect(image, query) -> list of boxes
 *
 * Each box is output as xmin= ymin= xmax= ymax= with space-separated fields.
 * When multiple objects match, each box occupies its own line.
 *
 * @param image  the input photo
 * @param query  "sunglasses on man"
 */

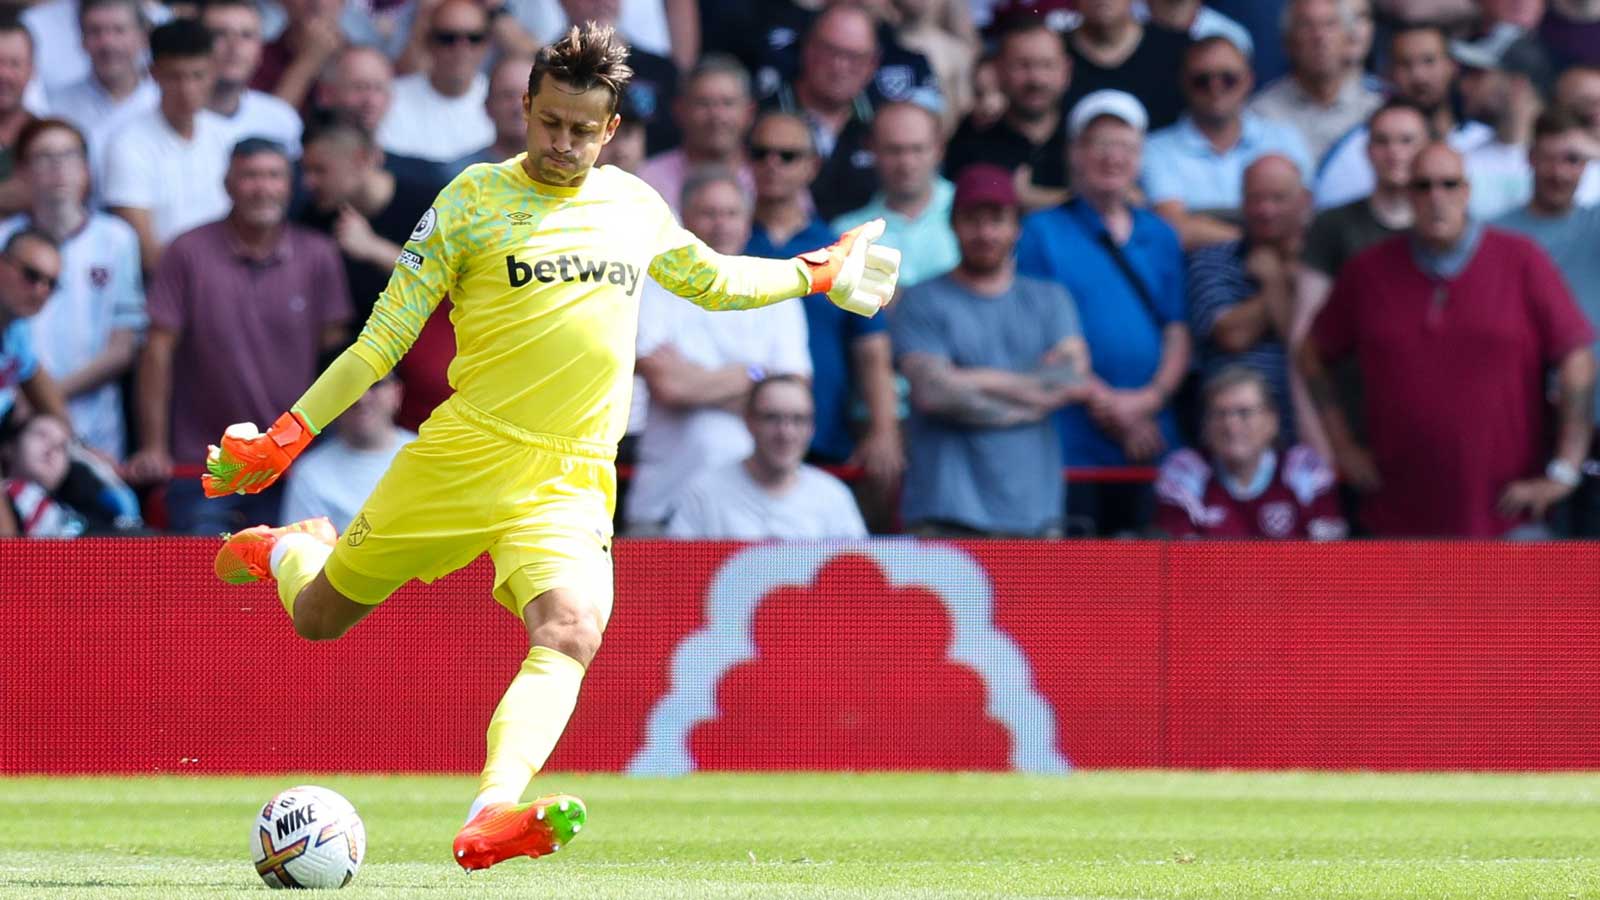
xmin=749 ymin=144 xmax=807 ymax=164
xmin=431 ymin=29 xmax=487 ymax=47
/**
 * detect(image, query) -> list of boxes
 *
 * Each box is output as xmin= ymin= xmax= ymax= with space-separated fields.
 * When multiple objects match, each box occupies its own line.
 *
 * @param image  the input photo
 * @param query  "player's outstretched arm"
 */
xmin=649 ymin=218 xmax=901 ymax=317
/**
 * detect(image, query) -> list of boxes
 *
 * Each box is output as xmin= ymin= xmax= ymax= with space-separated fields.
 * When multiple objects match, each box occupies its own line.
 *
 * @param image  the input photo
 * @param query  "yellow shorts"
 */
xmin=323 ymin=395 xmax=616 ymax=622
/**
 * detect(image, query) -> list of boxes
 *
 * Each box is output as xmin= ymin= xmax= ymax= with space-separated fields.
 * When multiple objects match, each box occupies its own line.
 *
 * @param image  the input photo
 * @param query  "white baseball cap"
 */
xmin=1068 ymin=89 xmax=1149 ymax=139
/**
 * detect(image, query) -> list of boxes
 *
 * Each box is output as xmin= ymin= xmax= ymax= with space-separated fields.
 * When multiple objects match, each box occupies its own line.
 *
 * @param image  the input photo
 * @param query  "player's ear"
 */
xmin=602 ymin=113 xmax=621 ymax=145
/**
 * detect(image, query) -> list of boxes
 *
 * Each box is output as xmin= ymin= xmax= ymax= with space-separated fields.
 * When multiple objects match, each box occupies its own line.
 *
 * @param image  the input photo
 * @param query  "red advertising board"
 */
xmin=1 ymin=540 xmax=1596 ymax=773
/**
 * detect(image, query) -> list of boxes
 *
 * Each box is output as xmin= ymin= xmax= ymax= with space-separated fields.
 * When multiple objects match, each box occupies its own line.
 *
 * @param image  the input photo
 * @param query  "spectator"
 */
xmin=1143 ymin=36 xmax=1313 ymax=250
xmin=1551 ymin=64 xmax=1600 ymax=204
xmin=104 ymin=19 xmax=233 ymax=274
xmin=252 ymin=0 xmax=344 ymax=111
xmin=666 ymin=374 xmax=867 ymax=539
xmin=892 ymin=162 xmax=1091 ymax=537
xmin=1250 ymin=0 xmax=1384 ymax=167
xmin=1186 ymin=154 xmax=1311 ymax=444
xmin=894 ymin=0 xmax=978 ymax=126
xmin=129 ymin=140 xmax=351 ymax=534
xmin=832 ymin=102 xmax=958 ymax=289
xmin=596 ymin=93 xmax=649 ymax=173
xmin=1017 ymin=90 xmax=1190 ymax=536
xmin=1452 ymin=25 xmax=1554 ymax=220
xmin=377 ymin=1 xmax=495 ymax=165
xmin=280 ymin=376 xmax=415 ymax=528
xmin=638 ymin=54 xmax=757 ymax=219
xmin=1293 ymin=99 xmax=1429 ymax=462
xmin=45 ymin=0 xmax=158 ymax=201
xmin=624 ymin=167 xmax=812 ymax=533
xmin=295 ymin=115 xmax=434 ymax=325
xmin=0 ymin=413 xmax=83 ymax=538
xmin=766 ymin=3 xmax=886 ymax=221
xmin=744 ymin=111 xmax=904 ymax=495
xmin=387 ymin=0 xmax=537 ymax=74
xmin=745 ymin=0 xmax=944 ymax=114
xmin=1062 ymin=0 xmax=1192 ymax=132
xmin=1153 ymin=365 xmax=1346 ymax=539
xmin=0 ymin=13 xmax=37 ymax=219
xmin=1299 ymin=142 xmax=1598 ymax=538
xmin=1495 ymin=108 xmax=1600 ymax=536
xmin=312 ymin=46 xmax=449 ymax=192
xmin=942 ymin=17 xmax=1073 ymax=212
xmin=202 ymin=0 xmax=305 ymax=158
xmin=0 ymin=229 xmax=68 ymax=431
xmin=967 ymin=54 xmax=1006 ymax=132
xmin=1135 ymin=0 xmax=1253 ymax=56
xmin=450 ymin=55 xmax=534 ymax=172
xmin=0 ymin=119 xmax=144 ymax=461
xmin=1315 ymin=24 xmax=1494 ymax=210
xmin=518 ymin=0 xmax=697 ymax=73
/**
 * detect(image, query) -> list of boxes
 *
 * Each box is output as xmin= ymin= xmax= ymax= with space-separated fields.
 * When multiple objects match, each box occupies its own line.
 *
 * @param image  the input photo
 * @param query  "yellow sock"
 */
xmin=271 ymin=536 xmax=332 ymax=619
xmin=475 ymin=646 xmax=586 ymax=805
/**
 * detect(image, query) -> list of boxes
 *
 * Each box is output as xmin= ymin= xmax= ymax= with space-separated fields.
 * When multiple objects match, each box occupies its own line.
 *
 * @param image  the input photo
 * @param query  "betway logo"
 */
xmin=506 ymin=254 xmax=641 ymax=294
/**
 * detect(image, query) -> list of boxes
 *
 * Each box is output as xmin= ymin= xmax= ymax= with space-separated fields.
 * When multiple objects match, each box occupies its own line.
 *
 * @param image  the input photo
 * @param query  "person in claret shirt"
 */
xmin=1154 ymin=365 xmax=1345 ymax=540
xmin=1298 ymin=141 xmax=1598 ymax=539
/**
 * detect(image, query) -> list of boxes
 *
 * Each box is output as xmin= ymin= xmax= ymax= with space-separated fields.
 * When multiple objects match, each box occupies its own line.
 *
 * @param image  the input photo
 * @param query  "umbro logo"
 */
xmin=503 ymin=210 xmax=534 ymax=224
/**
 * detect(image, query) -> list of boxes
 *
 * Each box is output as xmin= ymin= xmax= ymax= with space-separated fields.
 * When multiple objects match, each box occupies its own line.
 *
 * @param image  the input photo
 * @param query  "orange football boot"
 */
xmin=214 ymin=517 xmax=338 ymax=585
xmin=453 ymin=795 xmax=587 ymax=871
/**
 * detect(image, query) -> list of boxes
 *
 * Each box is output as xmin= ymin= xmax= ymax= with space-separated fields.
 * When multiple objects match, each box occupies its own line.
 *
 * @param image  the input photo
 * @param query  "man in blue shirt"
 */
xmin=1142 ymin=36 xmax=1314 ymax=250
xmin=0 ymin=229 xmax=70 ymax=433
xmin=743 ymin=111 xmax=904 ymax=495
xmin=1017 ymin=90 xmax=1192 ymax=536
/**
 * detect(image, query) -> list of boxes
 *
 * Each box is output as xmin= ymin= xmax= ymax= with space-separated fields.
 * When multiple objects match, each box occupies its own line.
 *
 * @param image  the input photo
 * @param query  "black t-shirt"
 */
xmin=745 ymin=2 xmax=942 ymax=110
xmin=1063 ymin=24 xmax=1192 ymax=131
xmin=1302 ymin=198 xmax=1403 ymax=279
xmin=942 ymin=114 xmax=1069 ymax=188
xmin=624 ymin=46 xmax=680 ymax=156
xmin=293 ymin=176 xmax=435 ymax=324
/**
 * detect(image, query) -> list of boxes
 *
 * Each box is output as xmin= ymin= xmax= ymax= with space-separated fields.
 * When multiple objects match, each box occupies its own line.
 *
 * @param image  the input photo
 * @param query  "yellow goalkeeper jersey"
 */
xmin=347 ymin=156 xmax=810 ymax=448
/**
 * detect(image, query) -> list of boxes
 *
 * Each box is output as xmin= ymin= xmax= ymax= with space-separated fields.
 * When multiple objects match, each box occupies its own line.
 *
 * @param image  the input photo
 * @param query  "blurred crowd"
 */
xmin=0 ymin=0 xmax=1597 ymax=542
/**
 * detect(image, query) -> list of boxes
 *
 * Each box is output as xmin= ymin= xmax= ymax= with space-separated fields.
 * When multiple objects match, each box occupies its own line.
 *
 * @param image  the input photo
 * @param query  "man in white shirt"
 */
xmin=44 ymin=0 xmax=159 ymax=200
xmin=0 ymin=119 xmax=145 ymax=460
xmin=623 ymin=167 xmax=813 ymax=533
xmin=667 ymin=374 xmax=869 ymax=540
xmin=22 ymin=0 xmax=168 ymax=99
xmin=280 ymin=376 xmax=416 ymax=528
xmin=377 ymin=0 xmax=494 ymax=164
xmin=103 ymin=19 xmax=234 ymax=272
xmin=202 ymin=0 xmax=303 ymax=157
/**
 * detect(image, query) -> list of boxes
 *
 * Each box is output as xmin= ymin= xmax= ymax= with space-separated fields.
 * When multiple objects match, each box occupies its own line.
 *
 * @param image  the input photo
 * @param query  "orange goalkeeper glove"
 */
xmin=201 ymin=410 xmax=316 ymax=498
xmin=796 ymin=218 xmax=902 ymax=317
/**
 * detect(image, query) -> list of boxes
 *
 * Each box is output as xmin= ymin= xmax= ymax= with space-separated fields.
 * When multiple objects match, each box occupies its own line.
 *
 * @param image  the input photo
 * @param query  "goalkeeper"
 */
xmin=203 ymin=23 xmax=899 ymax=871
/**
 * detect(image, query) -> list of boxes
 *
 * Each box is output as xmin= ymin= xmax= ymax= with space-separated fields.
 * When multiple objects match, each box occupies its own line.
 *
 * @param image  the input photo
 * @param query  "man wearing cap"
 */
xmin=1017 ymin=89 xmax=1191 ymax=537
xmin=891 ymin=163 xmax=1092 ymax=538
xmin=1299 ymin=141 xmax=1597 ymax=538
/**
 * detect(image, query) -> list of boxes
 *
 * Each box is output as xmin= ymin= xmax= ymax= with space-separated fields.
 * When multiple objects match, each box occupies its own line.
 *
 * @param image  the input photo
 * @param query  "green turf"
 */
xmin=3 ymin=772 xmax=1600 ymax=899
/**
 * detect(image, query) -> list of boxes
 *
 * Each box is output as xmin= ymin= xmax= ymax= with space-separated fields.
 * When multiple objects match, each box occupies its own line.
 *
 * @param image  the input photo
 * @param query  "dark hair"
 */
xmin=684 ymin=53 xmax=751 ymax=98
xmin=229 ymin=136 xmax=290 ymax=162
xmin=992 ymin=14 xmax=1064 ymax=56
xmin=1202 ymin=365 xmax=1277 ymax=416
xmin=302 ymin=111 xmax=376 ymax=150
xmin=16 ymin=117 xmax=87 ymax=164
xmin=5 ymin=227 xmax=59 ymax=257
xmin=528 ymin=24 xmax=633 ymax=115
xmin=1387 ymin=22 xmax=1447 ymax=54
xmin=200 ymin=0 xmax=263 ymax=18
xmin=77 ymin=0 xmax=147 ymax=29
xmin=1533 ymin=105 xmax=1588 ymax=143
xmin=1367 ymin=97 xmax=1429 ymax=129
xmin=750 ymin=109 xmax=817 ymax=156
xmin=0 ymin=9 xmax=33 ymax=55
xmin=150 ymin=18 xmax=214 ymax=61
xmin=746 ymin=373 xmax=812 ymax=417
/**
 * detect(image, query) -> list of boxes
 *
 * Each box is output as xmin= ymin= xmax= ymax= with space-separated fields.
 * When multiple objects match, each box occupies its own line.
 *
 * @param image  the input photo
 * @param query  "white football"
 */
xmin=251 ymin=785 xmax=366 ymax=889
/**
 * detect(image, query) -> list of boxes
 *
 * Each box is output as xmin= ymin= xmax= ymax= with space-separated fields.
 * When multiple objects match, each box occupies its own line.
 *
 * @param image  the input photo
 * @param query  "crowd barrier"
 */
xmin=3 ymin=539 xmax=1597 ymax=774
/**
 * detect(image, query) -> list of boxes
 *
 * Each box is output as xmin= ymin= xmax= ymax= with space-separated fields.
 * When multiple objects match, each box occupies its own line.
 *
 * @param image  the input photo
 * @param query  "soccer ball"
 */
xmin=251 ymin=785 xmax=366 ymax=889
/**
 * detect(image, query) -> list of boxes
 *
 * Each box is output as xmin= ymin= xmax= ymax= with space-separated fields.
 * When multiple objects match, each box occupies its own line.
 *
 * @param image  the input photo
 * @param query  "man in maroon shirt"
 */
xmin=1298 ymin=142 xmax=1598 ymax=538
xmin=1155 ymin=365 xmax=1346 ymax=539
xmin=127 ymin=138 xmax=351 ymax=533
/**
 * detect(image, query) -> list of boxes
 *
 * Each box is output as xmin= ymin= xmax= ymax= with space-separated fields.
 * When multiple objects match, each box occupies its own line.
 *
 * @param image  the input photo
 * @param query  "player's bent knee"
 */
xmin=524 ymin=589 xmax=604 ymax=666
xmin=292 ymin=573 xmax=375 ymax=642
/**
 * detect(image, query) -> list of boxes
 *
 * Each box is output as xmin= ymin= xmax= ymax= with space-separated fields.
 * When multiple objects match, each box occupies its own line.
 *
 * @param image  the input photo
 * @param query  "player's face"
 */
xmin=204 ymin=5 xmax=263 ymax=87
xmin=0 ymin=237 xmax=61 ymax=319
xmin=681 ymin=179 xmax=751 ymax=256
xmin=82 ymin=4 xmax=146 ymax=80
xmin=523 ymin=77 xmax=620 ymax=187
xmin=1367 ymin=108 xmax=1429 ymax=190
xmin=153 ymin=53 xmax=216 ymax=118
xmin=0 ymin=32 xmax=32 ymax=113
xmin=1204 ymin=382 xmax=1278 ymax=471
xmin=226 ymin=151 xmax=292 ymax=229
xmin=1530 ymin=130 xmax=1591 ymax=212
xmin=746 ymin=381 xmax=814 ymax=473
xmin=1408 ymin=144 xmax=1470 ymax=248
xmin=952 ymin=204 xmax=1019 ymax=274
xmin=22 ymin=125 xmax=89 ymax=207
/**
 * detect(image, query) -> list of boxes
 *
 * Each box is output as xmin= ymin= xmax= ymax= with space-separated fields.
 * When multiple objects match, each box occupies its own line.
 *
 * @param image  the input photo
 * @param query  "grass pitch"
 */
xmin=2 ymin=771 xmax=1599 ymax=899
